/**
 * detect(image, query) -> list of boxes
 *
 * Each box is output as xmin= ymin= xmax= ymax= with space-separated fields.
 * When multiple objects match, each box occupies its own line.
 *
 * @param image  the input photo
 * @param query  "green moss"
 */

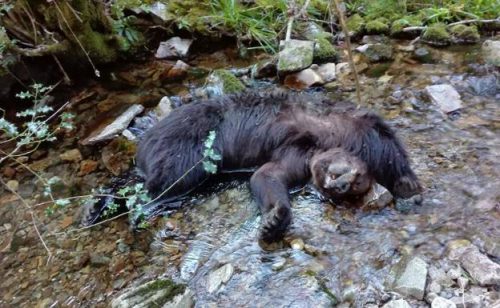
xmin=422 ymin=23 xmax=451 ymax=46
xmin=212 ymin=69 xmax=246 ymax=94
xmin=78 ymin=30 xmax=117 ymax=63
xmin=450 ymin=24 xmax=480 ymax=44
xmin=366 ymin=18 xmax=390 ymax=34
xmin=390 ymin=15 xmax=422 ymax=35
xmin=346 ymin=14 xmax=365 ymax=34
xmin=313 ymin=37 xmax=337 ymax=63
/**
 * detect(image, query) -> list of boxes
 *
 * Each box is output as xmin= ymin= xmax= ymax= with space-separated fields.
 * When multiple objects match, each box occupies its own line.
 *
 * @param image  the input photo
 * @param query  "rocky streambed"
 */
xmin=0 ymin=34 xmax=499 ymax=308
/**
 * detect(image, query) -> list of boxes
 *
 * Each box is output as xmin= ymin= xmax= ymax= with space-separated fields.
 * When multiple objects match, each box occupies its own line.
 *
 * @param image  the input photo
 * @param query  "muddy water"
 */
xmin=0 ymin=43 xmax=499 ymax=307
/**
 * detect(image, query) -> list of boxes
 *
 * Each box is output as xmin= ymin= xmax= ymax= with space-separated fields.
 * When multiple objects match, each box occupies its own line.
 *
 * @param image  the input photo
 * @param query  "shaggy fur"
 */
xmin=136 ymin=91 xmax=421 ymax=242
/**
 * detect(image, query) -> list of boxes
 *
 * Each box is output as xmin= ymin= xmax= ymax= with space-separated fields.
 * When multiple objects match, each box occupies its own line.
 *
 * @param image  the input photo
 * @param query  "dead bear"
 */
xmin=136 ymin=91 xmax=421 ymax=242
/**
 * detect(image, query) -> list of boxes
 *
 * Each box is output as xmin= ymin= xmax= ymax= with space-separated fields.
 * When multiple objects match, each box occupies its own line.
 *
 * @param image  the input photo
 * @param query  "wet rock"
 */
xmin=284 ymin=68 xmax=324 ymax=89
xmin=155 ymin=96 xmax=173 ymax=120
xmin=207 ymin=263 xmax=234 ymax=293
xmin=6 ymin=180 xmax=19 ymax=192
xmin=59 ymin=149 xmax=82 ymax=162
xmin=121 ymin=129 xmax=137 ymax=141
xmin=432 ymin=296 xmax=457 ymax=308
xmin=290 ymin=238 xmax=305 ymax=250
xmin=362 ymin=183 xmax=393 ymax=209
xmin=82 ymin=104 xmax=144 ymax=145
xmin=316 ymin=63 xmax=336 ymax=82
xmin=251 ymin=56 xmax=277 ymax=78
xmin=111 ymin=279 xmax=188 ymax=308
xmin=450 ymin=25 xmax=480 ymax=44
xmin=422 ymin=23 xmax=451 ymax=47
xmin=271 ymin=257 xmax=286 ymax=271
xmin=425 ymin=84 xmax=463 ymax=114
xmin=413 ymin=47 xmax=433 ymax=63
xmin=450 ymin=294 xmax=481 ymax=308
xmin=204 ymin=69 xmax=245 ymax=96
xmin=456 ymin=245 xmax=500 ymax=286
xmin=164 ymin=60 xmax=190 ymax=81
xmin=382 ymin=299 xmax=411 ymax=308
xmin=278 ymin=40 xmax=314 ymax=74
xmin=155 ymin=37 xmax=193 ymax=59
xmin=388 ymin=256 xmax=428 ymax=299
xmin=356 ymin=43 xmax=393 ymax=62
xmin=482 ymin=40 xmax=500 ymax=67
xmin=78 ymin=160 xmax=98 ymax=176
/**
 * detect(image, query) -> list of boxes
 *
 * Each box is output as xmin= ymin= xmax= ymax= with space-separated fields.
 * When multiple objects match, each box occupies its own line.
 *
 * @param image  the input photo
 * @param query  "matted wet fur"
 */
xmin=136 ymin=90 xmax=422 ymax=242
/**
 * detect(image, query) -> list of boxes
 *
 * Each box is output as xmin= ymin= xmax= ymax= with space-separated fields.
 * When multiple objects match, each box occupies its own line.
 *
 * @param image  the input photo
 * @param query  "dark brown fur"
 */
xmin=136 ymin=91 xmax=421 ymax=242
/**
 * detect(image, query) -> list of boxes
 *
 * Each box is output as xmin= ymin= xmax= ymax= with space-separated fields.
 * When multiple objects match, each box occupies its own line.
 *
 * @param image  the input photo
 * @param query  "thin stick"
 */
xmin=0 ymin=177 xmax=53 ymax=263
xmin=332 ymin=0 xmax=361 ymax=105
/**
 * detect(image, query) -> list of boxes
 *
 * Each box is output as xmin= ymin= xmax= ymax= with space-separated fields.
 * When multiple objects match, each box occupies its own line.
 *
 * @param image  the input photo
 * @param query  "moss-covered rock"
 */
xmin=313 ymin=37 xmax=337 ymax=63
xmin=356 ymin=43 xmax=393 ymax=62
xmin=278 ymin=39 xmax=314 ymax=74
xmin=390 ymin=16 xmax=422 ymax=37
xmin=366 ymin=18 xmax=390 ymax=34
xmin=450 ymin=24 xmax=480 ymax=44
xmin=205 ymin=69 xmax=246 ymax=96
xmin=346 ymin=14 xmax=365 ymax=36
xmin=421 ymin=23 xmax=451 ymax=47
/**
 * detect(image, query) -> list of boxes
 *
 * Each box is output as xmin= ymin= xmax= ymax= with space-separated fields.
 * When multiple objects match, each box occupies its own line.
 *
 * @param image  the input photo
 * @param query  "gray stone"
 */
xmin=428 ymin=281 xmax=442 ymax=294
xmin=447 ymin=268 xmax=462 ymax=280
xmin=363 ymin=183 xmax=393 ymax=209
xmin=155 ymin=96 xmax=173 ymax=120
xmin=155 ymin=37 xmax=193 ymax=59
xmin=390 ymin=256 xmax=428 ymax=299
xmin=459 ymin=245 xmax=500 ymax=286
xmin=482 ymin=40 xmax=500 ymax=67
xmin=121 ymin=129 xmax=136 ymax=141
xmin=252 ymin=56 xmax=277 ymax=79
xmin=316 ymin=63 xmax=336 ymax=82
xmin=355 ymin=43 xmax=393 ymax=62
xmin=450 ymin=294 xmax=481 ymax=308
xmin=432 ymin=297 xmax=457 ymax=308
xmin=382 ymin=299 xmax=412 ymax=308
xmin=278 ymin=40 xmax=314 ymax=74
xmin=413 ymin=47 xmax=433 ymax=63
xmin=82 ymin=104 xmax=144 ymax=145
xmin=207 ymin=263 xmax=234 ymax=293
xmin=284 ymin=68 xmax=324 ymax=89
xmin=425 ymin=84 xmax=463 ymax=114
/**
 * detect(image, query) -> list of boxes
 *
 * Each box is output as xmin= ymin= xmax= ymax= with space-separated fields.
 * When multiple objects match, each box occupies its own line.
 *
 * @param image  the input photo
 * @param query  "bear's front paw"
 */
xmin=259 ymin=202 xmax=292 ymax=243
xmin=393 ymin=175 xmax=422 ymax=199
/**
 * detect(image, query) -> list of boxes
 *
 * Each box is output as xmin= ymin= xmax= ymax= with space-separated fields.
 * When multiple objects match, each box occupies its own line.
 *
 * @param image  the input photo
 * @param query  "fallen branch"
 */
xmin=447 ymin=18 xmax=500 ymax=27
xmin=402 ymin=18 xmax=500 ymax=33
xmin=12 ymin=40 xmax=70 ymax=57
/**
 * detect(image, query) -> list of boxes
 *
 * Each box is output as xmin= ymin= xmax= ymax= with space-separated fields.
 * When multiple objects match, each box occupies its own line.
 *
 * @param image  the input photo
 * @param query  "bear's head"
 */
xmin=310 ymin=148 xmax=373 ymax=199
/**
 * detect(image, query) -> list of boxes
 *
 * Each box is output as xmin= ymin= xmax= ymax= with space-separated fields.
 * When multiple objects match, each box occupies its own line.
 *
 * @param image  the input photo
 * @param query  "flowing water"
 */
xmin=0 ymin=43 xmax=498 ymax=307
